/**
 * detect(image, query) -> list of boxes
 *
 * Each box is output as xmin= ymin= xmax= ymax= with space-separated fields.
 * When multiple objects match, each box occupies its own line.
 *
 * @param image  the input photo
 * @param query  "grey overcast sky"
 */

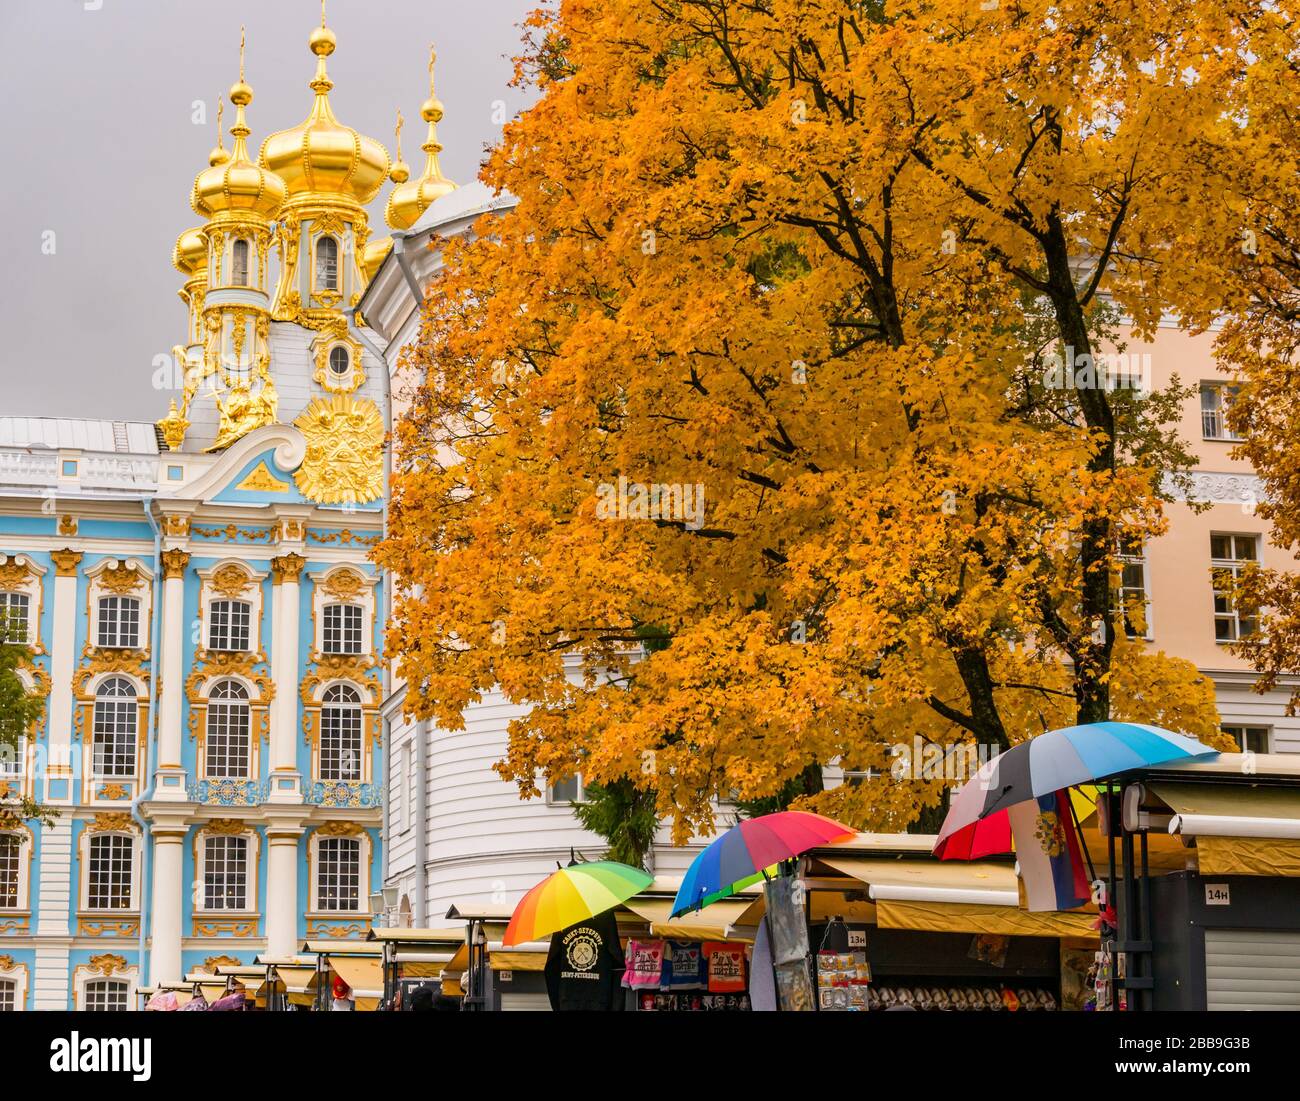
xmin=0 ymin=0 xmax=537 ymax=422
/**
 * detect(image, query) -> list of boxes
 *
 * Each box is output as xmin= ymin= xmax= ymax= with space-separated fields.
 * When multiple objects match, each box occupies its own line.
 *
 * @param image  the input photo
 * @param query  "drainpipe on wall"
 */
xmin=131 ymin=499 xmax=163 ymax=988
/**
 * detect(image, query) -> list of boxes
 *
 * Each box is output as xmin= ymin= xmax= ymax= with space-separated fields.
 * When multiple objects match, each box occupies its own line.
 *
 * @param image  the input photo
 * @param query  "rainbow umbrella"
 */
xmin=671 ymin=811 xmax=856 ymax=918
xmin=503 ymin=861 xmax=652 ymax=947
xmin=935 ymin=722 xmax=1218 ymax=858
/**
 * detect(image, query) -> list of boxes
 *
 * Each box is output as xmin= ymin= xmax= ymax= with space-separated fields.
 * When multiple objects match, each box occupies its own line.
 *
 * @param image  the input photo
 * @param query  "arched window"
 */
xmin=205 ymin=680 xmax=250 ymax=778
xmin=320 ymin=685 xmax=362 ymax=781
xmin=231 ymin=238 xmax=250 ymax=286
xmin=97 ymin=595 xmax=141 ymax=650
xmin=202 ymin=833 xmax=249 ymax=910
xmin=83 ymin=979 xmax=129 ymax=1011
xmin=208 ymin=600 xmax=251 ymax=652
xmin=322 ymin=604 xmax=363 ymax=655
xmin=316 ymin=236 xmax=339 ymax=290
xmin=92 ymin=678 xmax=137 ymax=778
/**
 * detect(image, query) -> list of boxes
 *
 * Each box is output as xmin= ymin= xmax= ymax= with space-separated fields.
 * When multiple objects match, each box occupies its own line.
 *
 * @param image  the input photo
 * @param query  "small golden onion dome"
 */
xmin=192 ymin=78 xmax=287 ymax=222
xmin=172 ymin=227 xmax=208 ymax=276
xmin=258 ymin=20 xmax=390 ymax=207
xmin=384 ymin=48 xmax=457 ymax=231
xmin=362 ymin=235 xmax=394 ymax=282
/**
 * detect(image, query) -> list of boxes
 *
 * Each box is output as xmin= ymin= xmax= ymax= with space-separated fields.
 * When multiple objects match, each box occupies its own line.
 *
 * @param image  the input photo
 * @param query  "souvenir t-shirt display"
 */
xmin=703 ymin=941 xmax=747 ymax=993
xmin=663 ymin=941 xmax=705 ymax=990
xmin=623 ymin=939 xmax=665 ymax=988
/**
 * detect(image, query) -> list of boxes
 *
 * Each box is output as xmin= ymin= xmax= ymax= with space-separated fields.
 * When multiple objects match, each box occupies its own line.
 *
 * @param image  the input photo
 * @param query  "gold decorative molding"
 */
xmin=235 ymin=461 xmax=289 ymax=493
xmin=158 ymin=401 xmax=189 ymax=451
xmin=0 ymin=917 xmax=30 ymax=935
xmin=0 ymin=559 xmax=32 ymax=589
xmin=58 ymin=515 xmax=79 ymax=537
xmin=279 ymin=518 xmax=306 ymax=543
xmin=315 ymin=820 xmax=364 ymax=838
xmin=161 ymin=548 xmax=191 ymax=580
xmin=51 ymin=548 xmax=83 ymax=577
xmin=204 ymin=818 xmax=249 ymax=835
xmin=193 ymin=918 xmax=258 ymax=938
xmin=293 ymin=394 xmax=384 ymax=505
xmin=201 ymin=955 xmax=243 ymax=973
xmin=306 ymin=918 xmax=371 ymax=938
xmin=192 ymin=523 xmax=274 ymax=542
xmin=309 ymin=528 xmax=381 ymax=547
xmin=320 ymin=569 xmax=364 ymax=601
xmin=78 ymin=918 xmax=140 ymax=938
xmin=162 ymin=515 xmax=191 ymax=538
xmin=99 ymin=563 xmax=143 ymax=595
xmin=97 ymin=783 xmax=129 ymax=800
xmin=87 ymin=953 xmax=129 ymax=976
xmin=271 ymin=553 xmax=307 ymax=585
xmin=86 ymin=813 xmax=138 ymax=834
xmin=210 ymin=564 xmax=253 ymax=599
xmin=0 ymin=955 xmax=15 ymax=971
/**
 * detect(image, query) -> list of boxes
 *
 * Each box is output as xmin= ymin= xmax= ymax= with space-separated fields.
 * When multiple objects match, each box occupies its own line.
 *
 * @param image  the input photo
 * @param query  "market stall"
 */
xmin=364 ymin=927 xmax=466 ymax=1008
xmin=300 ymin=939 xmax=385 ymax=1011
xmin=253 ymin=954 xmax=318 ymax=1011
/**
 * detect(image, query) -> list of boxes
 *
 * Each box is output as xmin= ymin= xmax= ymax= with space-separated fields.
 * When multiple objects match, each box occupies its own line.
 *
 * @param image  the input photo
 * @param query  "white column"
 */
xmin=268 ymin=554 xmax=305 ymax=801
xmin=265 ymin=825 xmax=303 ymax=958
xmin=46 ymin=549 xmax=80 ymax=804
xmin=148 ymin=828 xmax=185 ymax=985
xmin=154 ymin=549 xmax=190 ymax=800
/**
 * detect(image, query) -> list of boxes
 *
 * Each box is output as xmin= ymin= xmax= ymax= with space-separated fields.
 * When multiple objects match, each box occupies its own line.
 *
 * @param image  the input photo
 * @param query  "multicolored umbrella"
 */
xmin=934 ymin=785 xmax=1101 ymax=861
xmin=935 ymin=722 xmax=1218 ymax=857
xmin=671 ymin=811 xmax=856 ymax=918
xmin=504 ymin=861 xmax=653 ymax=947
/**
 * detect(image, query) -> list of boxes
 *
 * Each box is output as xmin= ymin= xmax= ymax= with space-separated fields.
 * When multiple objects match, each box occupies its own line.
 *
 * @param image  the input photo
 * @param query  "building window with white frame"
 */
xmin=208 ymin=600 xmax=252 ymax=652
xmin=0 ymin=834 xmax=21 ymax=909
xmin=547 ymin=774 xmax=588 ymax=805
xmin=320 ymin=685 xmax=362 ymax=781
xmin=83 ymin=979 xmax=129 ymax=1012
xmin=0 ymin=733 xmax=22 ymax=780
xmin=1222 ymin=724 xmax=1271 ymax=754
xmin=86 ymin=834 xmax=133 ymax=910
xmin=96 ymin=595 xmax=141 ymax=650
xmin=1116 ymin=536 xmax=1151 ymax=639
xmin=322 ymin=603 xmax=364 ymax=655
xmin=316 ymin=236 xmax=339 ymax=291
xmin=205 ymin=680 xmax=251 ymax=778
xmin=1200 ymin=382 xmax=1242 ymax=441
xmin=202 ymin=834 xmax=249 ymax=910
xmin=0 ymin=978 xmax=15 ymax=1011
xmin=0 ymin=592 xmax=29 ymax=644
xmin=1211 ymin=533 xmax=1260 ymax=642
xmin=316 ymin=836 xmax=360 ymax=911
xmin=92 ymin=678 xmax=137 ymax=778
xmin=231 ymin=238 xmax=250 ymax=287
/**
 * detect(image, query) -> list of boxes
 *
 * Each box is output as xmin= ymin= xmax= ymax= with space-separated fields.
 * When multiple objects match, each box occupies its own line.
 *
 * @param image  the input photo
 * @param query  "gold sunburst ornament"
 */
xmin=292 ymin=394 xmax=384 ymax=504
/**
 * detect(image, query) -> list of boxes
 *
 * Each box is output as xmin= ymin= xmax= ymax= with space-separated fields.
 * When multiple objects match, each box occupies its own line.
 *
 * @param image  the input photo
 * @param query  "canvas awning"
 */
xmin=258 ymin=965 xmax=316 ymax=996
xmin=489 ymin=950 xmax=548 ymax=973
xmin=1151 ymin=782 xmax=1300 ymax=876
xmin=327 ymin=955 xmax=383 ymax=998
xmin=821 ymin=856 xmax=1097 ymax=939
xmin=366 ymin=927 xmax=466 ymax=945
xmin=621 ymin=896 xmax=759 ymax=942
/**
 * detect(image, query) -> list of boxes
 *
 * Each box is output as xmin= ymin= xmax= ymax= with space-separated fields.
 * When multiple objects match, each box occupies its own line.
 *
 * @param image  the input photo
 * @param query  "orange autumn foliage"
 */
xmin=377 ymin=0 xmax=1271 ymax=840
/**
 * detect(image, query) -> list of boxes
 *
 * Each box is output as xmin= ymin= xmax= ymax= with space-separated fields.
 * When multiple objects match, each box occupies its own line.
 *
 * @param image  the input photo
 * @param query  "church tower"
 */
xmin=384 ymin=48 xmax=457 ymax=231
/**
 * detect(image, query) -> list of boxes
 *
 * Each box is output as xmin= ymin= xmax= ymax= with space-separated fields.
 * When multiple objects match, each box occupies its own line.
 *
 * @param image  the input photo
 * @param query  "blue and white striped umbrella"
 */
xmin=936 ymin=721 xmax=1219 ymax=853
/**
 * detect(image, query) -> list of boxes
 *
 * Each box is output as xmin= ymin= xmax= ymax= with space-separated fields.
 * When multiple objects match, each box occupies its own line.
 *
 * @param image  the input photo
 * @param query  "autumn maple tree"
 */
xmin=377 ymin=0 xmax=1269 ymax=840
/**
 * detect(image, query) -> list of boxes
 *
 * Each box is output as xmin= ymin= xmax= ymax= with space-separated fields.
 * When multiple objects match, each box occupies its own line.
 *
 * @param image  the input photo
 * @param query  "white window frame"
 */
xmin=1211 ymin=533 xmax=1261 ymax=643
xmin=1201 ymin=382 xmax=1242 ymax=442
xmin=0 ymin=555 xmax=46 ymax=649
xmin=90 ymin=677 xmax=139 ymax=781
xmin=307 ymin=829 xmax=372 ymax=915
xmin=73 ymin=960 xmax=138 ymax=1012
xmin=1116 ymin=538 xmax=1154 ymax=641
xmin=319 ymin=685 xmax=364 ymax=782
xmin=314 ymin=235 xmax=340 ymax=292
xmin=95 ymin=595 xmax=142 ymax=650
xmin=0 ymin=592 xmax=31 ymax=646
xmin=0 ymin=957 xmax=29 ymax=1011
xmin=231 ymin=237 xmax=251 ymax=287
xmin=547 ymin=774 xmax=589 ymax=806
xmin=0 ymin=825 xmax=33 ymax=913
xmin=85 ymin=558 xmax=153 ymax=655
xmin=80 ymin=830 xmax=140 ymax=913
xmin=309 ymin=567 xmax=378 ymax=659
xmin=203 ymin=680 xmax=253 ymax=780
xmin=197 ymin=562 xmax=267 ymax=656
xmin=196 ymin=827 xmax=260 ymax=914
xmin=1222 ymin=724 xmax=1272 ymax=754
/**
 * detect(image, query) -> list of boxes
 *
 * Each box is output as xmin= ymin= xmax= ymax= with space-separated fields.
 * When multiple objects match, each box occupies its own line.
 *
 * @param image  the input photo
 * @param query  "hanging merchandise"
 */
xmin=703 ymin=941 xmax=747 ymax=993
xmin=815 ymin=950 xmax=872 ymax=1011
xmin=663 ymin=940 xmax=705 ymax=991
xmin=622 ymin=939 xmax=665 ymax=988
xmin=544 ymin=907 xmax=626 ymax=1011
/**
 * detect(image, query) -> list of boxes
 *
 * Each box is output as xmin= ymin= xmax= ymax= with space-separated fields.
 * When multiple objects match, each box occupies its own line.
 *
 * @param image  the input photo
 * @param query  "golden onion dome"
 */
xmin=192 ymin=72 xmax=287 ymax=222
xmin=362 ymin=235 xmax=394 ymax=282
xmin=258 ymin=19 xmax=390 ymax=208
xmin=385 ymin=48 xmax=457 ymax=231
xmin=172 ymin=227 xmax=208 ymax=277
